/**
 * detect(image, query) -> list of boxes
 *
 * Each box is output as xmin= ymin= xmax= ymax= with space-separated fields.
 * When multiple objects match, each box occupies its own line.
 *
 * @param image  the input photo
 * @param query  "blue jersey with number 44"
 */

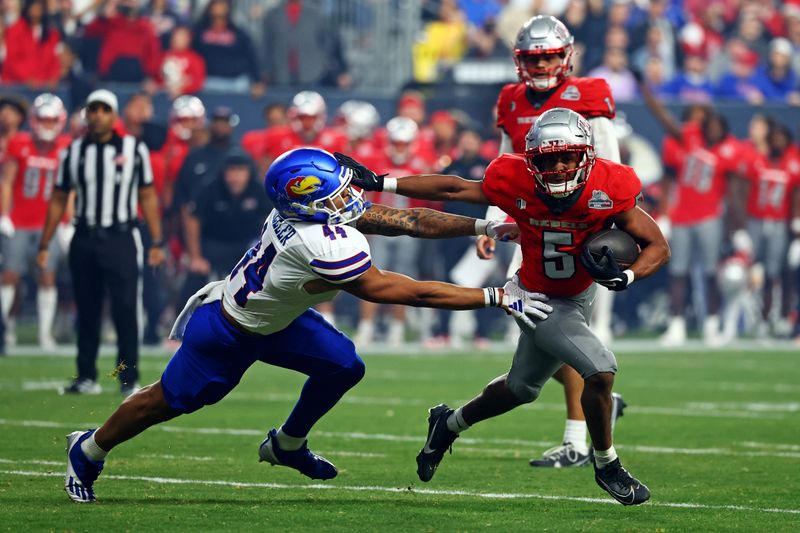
xmin=222 ymin=209 xmax=372 ymax=334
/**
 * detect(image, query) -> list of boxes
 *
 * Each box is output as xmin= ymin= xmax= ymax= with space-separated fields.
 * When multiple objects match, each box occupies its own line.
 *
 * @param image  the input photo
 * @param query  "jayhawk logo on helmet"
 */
xmin=285 ymin=175 xmax=322 ymax=198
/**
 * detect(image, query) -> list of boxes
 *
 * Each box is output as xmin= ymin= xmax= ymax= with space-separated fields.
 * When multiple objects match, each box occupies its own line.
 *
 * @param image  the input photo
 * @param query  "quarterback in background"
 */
xmin=62 ymin=147 xmax=553 ymax=503
xmin=344 ymin=108 xmax=670 ymax=505
xmin=0 ymin=93 xmax=72 ymax=350
xmin=478 ymin=15 xmax=625 ymax=468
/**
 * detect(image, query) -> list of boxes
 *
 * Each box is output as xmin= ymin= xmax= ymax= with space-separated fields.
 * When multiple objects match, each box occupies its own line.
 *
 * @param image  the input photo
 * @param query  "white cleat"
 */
xmin=660 ymin=317 xmax=686 ymax=347
xmin=64 ymin=430 xmax=104 ymax=503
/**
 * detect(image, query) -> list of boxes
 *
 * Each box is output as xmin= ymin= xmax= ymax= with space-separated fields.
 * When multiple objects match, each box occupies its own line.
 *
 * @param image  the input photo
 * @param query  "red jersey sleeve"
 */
xmin=494 ymin=83 xmax=517 ymax=135
xmin=5 ymin=134 xmax=25 ymax=162
xmin=570 ymin=78 xmax=616 ymax=119
xmin=480 ymin=154 xmax=520 ymax=214
xmin=606 ymin=163 xmax=642 ymax=214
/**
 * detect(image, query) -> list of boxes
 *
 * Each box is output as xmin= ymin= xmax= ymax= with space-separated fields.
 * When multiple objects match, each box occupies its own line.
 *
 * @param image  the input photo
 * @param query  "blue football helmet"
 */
xmin=264 ymin=147 xmax=369 ymax=225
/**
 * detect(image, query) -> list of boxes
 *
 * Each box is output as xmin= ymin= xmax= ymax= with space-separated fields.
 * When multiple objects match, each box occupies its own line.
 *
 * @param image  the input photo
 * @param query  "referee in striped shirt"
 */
xmin=37 ymin=89 xmax=165 ymax=396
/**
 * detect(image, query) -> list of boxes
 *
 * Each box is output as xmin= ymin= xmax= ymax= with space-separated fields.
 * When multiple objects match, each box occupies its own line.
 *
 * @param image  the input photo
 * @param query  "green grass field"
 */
xmin=1 ymin=346 xmax=798 ymax=532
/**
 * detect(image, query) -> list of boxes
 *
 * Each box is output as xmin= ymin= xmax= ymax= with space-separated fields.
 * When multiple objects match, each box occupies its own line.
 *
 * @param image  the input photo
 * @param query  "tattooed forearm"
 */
xmin=356 ymin=204 xmax=477 ymax=238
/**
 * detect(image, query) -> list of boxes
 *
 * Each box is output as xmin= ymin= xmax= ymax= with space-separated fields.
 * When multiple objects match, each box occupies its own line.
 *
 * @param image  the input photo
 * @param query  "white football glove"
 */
xmin=56 ymin=223 xmax=75 ymax=254
xmin=476 ymin=219 xmax=520 ymax=243
xmin=498 ymin=275 xmax=552 ymax=331
xmin=0 ymin=215 xmax=14 ymax=238
xmin=731 ymin=229 xmax=753 ymax=256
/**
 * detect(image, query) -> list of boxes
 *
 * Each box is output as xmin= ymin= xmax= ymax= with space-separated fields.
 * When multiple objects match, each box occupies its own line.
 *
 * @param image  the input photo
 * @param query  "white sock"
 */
xmin=80 ymin=432 xmax=108 ymax=461
xmin=0 ymin=285 xmax=15 ymax=320
xmin=446 ymin=407 xmax=470 ymax=434
xmin=275 ymin=426 xmax=306 ymax=451
xmin=37 ymin=287 xmax=57 ymax=339
xmin=594 ymin=446 xmax=618 ymax=469
xmin=563 ymin=419 xmax=588 ymax=454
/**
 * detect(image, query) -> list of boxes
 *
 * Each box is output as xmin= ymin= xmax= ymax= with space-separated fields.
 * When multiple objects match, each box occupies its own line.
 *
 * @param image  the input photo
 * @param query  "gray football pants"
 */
xmin=506 ymin=283 xmax=617 ymax=403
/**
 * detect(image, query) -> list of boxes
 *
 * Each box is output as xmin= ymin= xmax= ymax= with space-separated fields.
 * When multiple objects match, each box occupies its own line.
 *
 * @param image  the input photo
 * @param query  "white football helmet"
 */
xmin=386 ymin=116 xmax=418 ymax=165
xmin=170 ymin=95 xmax=206 ymax=140
xmin=525 ymin=108 xmax=595 ymax=196
xmin=337 ymin=100 xmax=380 ymax=141
xmin=514 ymin=15 xmax=575 ymax=91
xmin=289 ymin=90 xmax=327 ymax=135
xmin=30 ymin=93 xmax=66 ymax=142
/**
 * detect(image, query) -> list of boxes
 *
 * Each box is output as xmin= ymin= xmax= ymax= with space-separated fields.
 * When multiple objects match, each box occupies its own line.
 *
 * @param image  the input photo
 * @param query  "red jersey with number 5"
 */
xmin=481 ymin=154 xmax=640 ymax=297
xmin=5 ymin=132 xmax=72 ymax=229
xmin=496 ymin=78 xmax=616 ymax=153
xmin=669 ymin=123 xmax=739 ymax=225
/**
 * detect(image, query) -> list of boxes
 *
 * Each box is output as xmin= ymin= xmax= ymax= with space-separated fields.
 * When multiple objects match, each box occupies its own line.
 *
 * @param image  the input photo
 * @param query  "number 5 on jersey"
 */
xmin=542 ymin=230 xmax=575 ymax=279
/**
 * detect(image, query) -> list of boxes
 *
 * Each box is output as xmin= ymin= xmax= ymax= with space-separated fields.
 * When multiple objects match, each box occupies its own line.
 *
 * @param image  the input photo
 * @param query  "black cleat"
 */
xmin=416 ymin=403 xmax=458 ymax=482
xmin=529 ymin=442 xmax=592 ymax=468
xmin=594 ymin=458 xmax=650 ymax=505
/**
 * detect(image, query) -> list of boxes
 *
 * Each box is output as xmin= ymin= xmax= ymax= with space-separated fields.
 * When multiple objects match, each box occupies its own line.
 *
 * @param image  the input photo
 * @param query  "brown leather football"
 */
xmin=584 ymin=228 xmax=640 ymax=269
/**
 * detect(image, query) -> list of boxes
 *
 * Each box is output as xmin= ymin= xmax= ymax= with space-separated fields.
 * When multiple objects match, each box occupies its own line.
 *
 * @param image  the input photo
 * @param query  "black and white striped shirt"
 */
xmin=55 ymin=132 xmax=154 ymax=228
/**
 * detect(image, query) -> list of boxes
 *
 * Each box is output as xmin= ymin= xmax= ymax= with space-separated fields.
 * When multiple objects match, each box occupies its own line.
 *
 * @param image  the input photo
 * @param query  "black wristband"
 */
xmin=150 ymin=240 xmax=165 ymax=248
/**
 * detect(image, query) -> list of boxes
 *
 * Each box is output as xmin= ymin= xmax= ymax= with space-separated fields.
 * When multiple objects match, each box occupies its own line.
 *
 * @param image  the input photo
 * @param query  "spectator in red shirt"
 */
xmin=1 ymin=0 xmax=62 ymax=87
xmin=160 ymin=25 xmax=206 ymax=98
xmin=83 ymin=0 xmax=162 ymax=84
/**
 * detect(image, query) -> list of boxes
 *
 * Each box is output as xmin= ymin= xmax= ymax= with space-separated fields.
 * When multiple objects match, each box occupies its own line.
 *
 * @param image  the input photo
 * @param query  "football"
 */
xmin=584 ymin=228 xmax=640 ymax=269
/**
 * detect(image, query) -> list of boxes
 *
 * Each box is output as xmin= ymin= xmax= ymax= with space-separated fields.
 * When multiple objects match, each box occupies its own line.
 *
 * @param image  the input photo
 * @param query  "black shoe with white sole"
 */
xmin=529 ymin=442 xmax=592 ymax=468
xmin=415 ymin=403 xmax=458 ymax=482
xmin=594 ymin=458 xmax=650 ymax=505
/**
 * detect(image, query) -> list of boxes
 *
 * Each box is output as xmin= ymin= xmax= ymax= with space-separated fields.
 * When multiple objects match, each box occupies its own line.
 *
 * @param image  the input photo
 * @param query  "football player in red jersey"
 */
xmin=244 ymin=91 xmax=349 ymax=177
xmin=0 ymin=93 xmax=71 ymax=350
xmin=735 ymin=121 xmax=800 ymax=336
xmin=638 ymin=80 xmax=740 ymax=347
xmin=338 ymin=108 xmax=670 ymax=505
xmin=475 ymin=15 xmax=624 ymax=468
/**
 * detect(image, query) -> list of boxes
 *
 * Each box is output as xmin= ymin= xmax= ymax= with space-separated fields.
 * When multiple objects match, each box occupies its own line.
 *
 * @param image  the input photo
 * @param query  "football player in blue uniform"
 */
xmin=63 ymin=147 xmax=554 ymax=503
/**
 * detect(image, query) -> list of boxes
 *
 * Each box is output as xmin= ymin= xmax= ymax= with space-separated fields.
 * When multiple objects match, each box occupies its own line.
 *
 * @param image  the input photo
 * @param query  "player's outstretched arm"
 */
xmin=355 ymin=204 xmax=518 ymax=241
xmin=612 ymin=206 xmax=671 ymax=281
xmin=335 ymin=151 xmax=490 ymax=203
xmin=329 ymin=266 xmax=552 ymax=329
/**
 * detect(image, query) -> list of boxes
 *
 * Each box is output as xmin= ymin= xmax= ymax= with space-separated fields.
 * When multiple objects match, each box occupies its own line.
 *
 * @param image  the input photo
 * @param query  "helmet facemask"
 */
xmin=286 ymin=167 xmax=369 ymax=226
xmin=526 ymin=144 xmax=594 ymax=197
xmin=514 ymin=48 xmax=573 ymax=91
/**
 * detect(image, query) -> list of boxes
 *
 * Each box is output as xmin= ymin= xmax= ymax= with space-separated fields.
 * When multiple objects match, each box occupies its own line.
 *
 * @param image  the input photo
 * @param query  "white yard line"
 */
xmin=8 ymin=383 xmax=794 ymax=420
xmin=2 ymin=418 xmax=798 ymax=460
xmin=1 ymin=467 xmax=798 ymax=515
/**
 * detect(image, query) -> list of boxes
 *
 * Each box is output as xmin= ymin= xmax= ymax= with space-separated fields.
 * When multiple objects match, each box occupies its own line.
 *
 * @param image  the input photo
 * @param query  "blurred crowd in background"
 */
xmin=4 ymin=0 xmax=800 ymax=101
xmin=0 ymin=0 xmax=799 ymax=351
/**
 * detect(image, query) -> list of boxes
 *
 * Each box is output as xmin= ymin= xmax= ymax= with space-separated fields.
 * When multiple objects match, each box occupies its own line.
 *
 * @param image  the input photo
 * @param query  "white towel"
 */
xmin=168 ymin=279 xmax=227 ymax=340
